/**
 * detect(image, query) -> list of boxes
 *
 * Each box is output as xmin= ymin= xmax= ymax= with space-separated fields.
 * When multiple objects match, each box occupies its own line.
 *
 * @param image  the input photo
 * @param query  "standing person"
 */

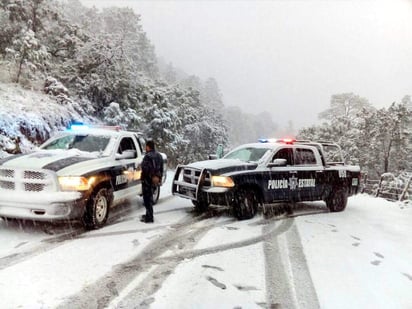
xmin=140 ymin=140 xmax=163 ymax=223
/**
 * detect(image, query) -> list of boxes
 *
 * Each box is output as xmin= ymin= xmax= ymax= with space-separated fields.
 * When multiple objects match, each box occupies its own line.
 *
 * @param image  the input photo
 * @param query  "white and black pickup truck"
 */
xmin=0 ymin=125 xmax=167 ymax=229
xmin=172 ymin=139 xmax=361 ymax=220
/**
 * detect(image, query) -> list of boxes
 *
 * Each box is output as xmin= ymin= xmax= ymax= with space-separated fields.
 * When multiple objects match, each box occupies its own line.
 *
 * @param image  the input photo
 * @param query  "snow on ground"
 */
xmin=145 ymin=195 xmax=412 ymax=309
xmin=0 ymin=173 xmax=411 ymax=308
xmin=145 ymin=215 xmax=268 ymax=308
xmin=0 ymin=171 xmax=179 ymax=308
xmin=151 ymin=242 xmax=266 ymax=309
xmin=297 ymin=195 xmax=412 ymax=309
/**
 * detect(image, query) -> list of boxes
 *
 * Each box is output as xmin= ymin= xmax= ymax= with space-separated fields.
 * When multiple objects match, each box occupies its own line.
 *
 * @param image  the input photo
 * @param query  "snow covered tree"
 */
xmin=300 ymin=93 xmax=373 ymax=165
xmin=0 ymin=0 xmax=233 ymax=167
xmin=56 ymin=4 xmax=159 ymax=116
xmin=0 ymin=0 xmax=68 ymax=84
xmin=402 ymin=95 xmax=412 ymax=171
xmin=161 ymin=62 xmax=178 ymax=84
xmin=0 ymin=4 xmax=20 ymax=57
xmin=201 ymin=77 xmax=224 ymax=110
xmin=102 ymin=102 xmax=141 ymax=130
xmin=136 ymin=84 xmax=182 ymax=159
xmin=6 ymin=27 xmax=49 ymax=83
xmin=179 ymin=75 xmax=203 ymax=92
xmin=319 ymin=93 xmax=373 ymax=129
xmin=378 ymin=103 xmax=411 ymax=174
xmin=299 ymin=93 xmax=412 ymax=179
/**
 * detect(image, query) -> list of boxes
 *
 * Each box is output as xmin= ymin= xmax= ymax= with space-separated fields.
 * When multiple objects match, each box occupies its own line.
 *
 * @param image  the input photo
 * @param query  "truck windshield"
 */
xmin=224 ymin=147 xmax=271 ymax=162
xmin=41 ymin=134 xmax=111 ymax=153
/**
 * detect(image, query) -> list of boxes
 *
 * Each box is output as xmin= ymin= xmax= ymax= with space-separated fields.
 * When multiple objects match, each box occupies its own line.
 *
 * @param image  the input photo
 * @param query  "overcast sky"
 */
xmin=80 ymin=0 xmax=412 ymax=129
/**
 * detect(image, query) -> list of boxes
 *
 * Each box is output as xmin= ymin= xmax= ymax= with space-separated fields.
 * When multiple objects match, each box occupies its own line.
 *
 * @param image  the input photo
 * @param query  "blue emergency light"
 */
xmin=67 ymin=121 xmax=89 ymax=131
xmin=69 ymin=124 xmax=90 ymax=131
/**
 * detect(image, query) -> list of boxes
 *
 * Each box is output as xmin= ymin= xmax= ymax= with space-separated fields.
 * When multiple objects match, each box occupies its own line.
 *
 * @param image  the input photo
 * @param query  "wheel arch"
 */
xmin=85 ymin=173 xmax=114 ymax=206
xmin=82 ymin=185 xmax=112 ymax=229
xmin=235 ymin=182 xmax=264 ymax=205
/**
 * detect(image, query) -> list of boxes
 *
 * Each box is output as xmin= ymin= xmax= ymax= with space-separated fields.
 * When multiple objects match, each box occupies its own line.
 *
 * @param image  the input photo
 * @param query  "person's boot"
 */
xmin=140 ymin=214 xmax=153 ymax=223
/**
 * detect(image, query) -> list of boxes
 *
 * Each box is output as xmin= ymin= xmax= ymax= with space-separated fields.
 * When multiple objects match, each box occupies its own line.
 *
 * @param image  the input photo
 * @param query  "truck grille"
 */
xmin=0 ymin=167 xmax=57 ymax=192
xmin=182 ymin=167 xmax=211 ymax=187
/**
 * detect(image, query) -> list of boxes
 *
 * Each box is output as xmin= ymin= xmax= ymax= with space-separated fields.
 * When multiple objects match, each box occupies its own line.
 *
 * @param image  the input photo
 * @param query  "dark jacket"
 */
xmin=141 ymin=150 xmax=163 ymax=185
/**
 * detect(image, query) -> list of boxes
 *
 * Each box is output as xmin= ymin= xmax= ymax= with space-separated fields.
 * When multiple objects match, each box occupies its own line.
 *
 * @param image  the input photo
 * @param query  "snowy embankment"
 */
xmin=0 ymin=82 xmax=93 ymax=157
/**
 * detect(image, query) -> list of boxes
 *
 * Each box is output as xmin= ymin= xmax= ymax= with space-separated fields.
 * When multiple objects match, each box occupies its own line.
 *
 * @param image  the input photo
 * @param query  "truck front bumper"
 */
xmin=0 ymin=191 xmax=86 ymax=221
xmin=172 ymin=165 xmax=235 ymax=206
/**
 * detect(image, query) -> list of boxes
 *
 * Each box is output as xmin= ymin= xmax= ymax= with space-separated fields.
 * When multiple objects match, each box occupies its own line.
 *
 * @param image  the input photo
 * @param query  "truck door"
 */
xmin=266 ymin=147 xmax=294 ymax=202
xmin=114 ymin=137 xmax=140 ymax=195
xmin=292 ymin=147 xmax=325 ymax=201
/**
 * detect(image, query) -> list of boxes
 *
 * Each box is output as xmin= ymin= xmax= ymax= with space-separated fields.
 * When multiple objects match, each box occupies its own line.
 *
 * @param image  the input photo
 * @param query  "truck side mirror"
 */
xmin=208 ymin=154 xmax=218 ymax=160
xmin=116 ymin=150 xmax=136 ymax=160
xmin=268 ymin=158 xmax=287 ymax=167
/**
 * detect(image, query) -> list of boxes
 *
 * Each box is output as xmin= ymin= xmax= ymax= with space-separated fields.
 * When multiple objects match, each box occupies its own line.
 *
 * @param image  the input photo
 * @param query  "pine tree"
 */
xmin=6 ymin=27 xmax=49 ymax=83
xmin=299 ymin=93 xmax=412 ymax=179
xmin=319 ymin=93 xmax=373 ymax=130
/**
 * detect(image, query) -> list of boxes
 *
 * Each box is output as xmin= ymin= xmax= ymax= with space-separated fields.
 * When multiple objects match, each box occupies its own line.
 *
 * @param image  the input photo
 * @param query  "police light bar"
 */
xmin=67 ymin=122 xmax=121 ymax=131
xmin=259 ymin=138 xmax=279 ymax=143
xmin=279 ymin=138 xmax=296 ymax=144
xmin=258 ymin=138 xmax=296 ymax=144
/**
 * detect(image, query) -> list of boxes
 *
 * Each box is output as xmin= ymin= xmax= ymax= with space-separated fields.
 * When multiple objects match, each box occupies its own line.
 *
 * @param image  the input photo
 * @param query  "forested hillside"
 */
xmin=298 ymin=93 xmax=412 ymax=179
xmin=0 ymin=0 xmax=279 ymax=165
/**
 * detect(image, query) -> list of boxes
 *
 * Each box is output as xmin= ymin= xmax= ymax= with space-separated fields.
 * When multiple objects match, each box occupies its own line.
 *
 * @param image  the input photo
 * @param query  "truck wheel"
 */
xmin=326 ymin=188 xmax=348 ymax=212
xmin=192 ymin=194 xmax=210 ymax=213
xmin=234 ymin=188 xmax=258 ymax=220
xmin=152 ymin=186 xmax=160 ymax=205
xmin=83 ymin=188 xmax=110 ymax=229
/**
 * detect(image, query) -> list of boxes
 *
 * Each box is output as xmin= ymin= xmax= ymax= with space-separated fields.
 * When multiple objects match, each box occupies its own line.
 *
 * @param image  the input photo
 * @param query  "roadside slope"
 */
xmin=0 ymin=82 xmax=92 ymax=157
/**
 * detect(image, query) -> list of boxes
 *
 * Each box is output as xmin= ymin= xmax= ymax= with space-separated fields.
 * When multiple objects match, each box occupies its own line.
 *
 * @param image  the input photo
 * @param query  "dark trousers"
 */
xmin=142 ymin=183 xmax=154 ymax=221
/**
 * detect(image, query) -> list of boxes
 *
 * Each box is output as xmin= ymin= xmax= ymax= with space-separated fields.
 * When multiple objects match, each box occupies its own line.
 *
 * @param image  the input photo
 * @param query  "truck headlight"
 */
xmin=58 ymin=176 xmax=95 ymax=191
xmin=211 ymin=175 xmax=235 ymax=188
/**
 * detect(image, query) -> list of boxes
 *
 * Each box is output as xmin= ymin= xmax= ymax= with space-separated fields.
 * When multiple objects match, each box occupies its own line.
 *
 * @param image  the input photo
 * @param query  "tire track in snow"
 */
xmin=263 ymin=218 xmax=320 ymax=309
xmin=56 ymin=213 xmax=297 ymax=309
xmin=56 ymin=213 xmax=216 ymax=309
xmin=0 ymin=201 xmax=176 ymax=271
xmin=0 ymin=224 xmax=85 ymax=271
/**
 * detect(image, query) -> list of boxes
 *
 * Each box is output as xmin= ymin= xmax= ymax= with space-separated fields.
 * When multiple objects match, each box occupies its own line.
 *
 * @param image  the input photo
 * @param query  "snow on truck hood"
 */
xmin=187 ymin=159 xmax=258 ymax=173
xmin=0 ymin=149 xmax=99 ymax=171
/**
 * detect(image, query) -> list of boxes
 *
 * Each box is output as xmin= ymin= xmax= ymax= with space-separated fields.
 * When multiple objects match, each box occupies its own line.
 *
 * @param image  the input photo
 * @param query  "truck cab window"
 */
xmin=294 ymin=148 xmax=316 ymax=165
xmin=272 ymin=148 xmax=293 ymax=165
xmin=117 ymin=137 xmax=137 ymax=158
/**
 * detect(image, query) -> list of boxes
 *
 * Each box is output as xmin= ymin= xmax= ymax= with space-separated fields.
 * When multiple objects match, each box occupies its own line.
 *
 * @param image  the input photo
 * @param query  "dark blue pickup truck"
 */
xmin=172 ymin=139 xmax=361 ymax=219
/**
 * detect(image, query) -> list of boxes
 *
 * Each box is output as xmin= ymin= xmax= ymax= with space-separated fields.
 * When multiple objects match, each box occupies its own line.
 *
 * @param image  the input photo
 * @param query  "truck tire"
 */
xmin=326 ymin=188 xmax=348 ymax=212
xmin=234 ymin=188 xmax=258 ymax=220
xmin=82 ymin=187 xmax=110 ymax=229
xmin=192 ymin=194 xmax=210 ymax=213
xmin=152 ymin=185 xmax=160 ymax=205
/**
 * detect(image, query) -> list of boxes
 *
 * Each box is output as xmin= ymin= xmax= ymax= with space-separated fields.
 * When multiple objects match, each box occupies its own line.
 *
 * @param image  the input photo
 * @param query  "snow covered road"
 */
xmin=0 ymin=175 xmax=411 ymax=309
